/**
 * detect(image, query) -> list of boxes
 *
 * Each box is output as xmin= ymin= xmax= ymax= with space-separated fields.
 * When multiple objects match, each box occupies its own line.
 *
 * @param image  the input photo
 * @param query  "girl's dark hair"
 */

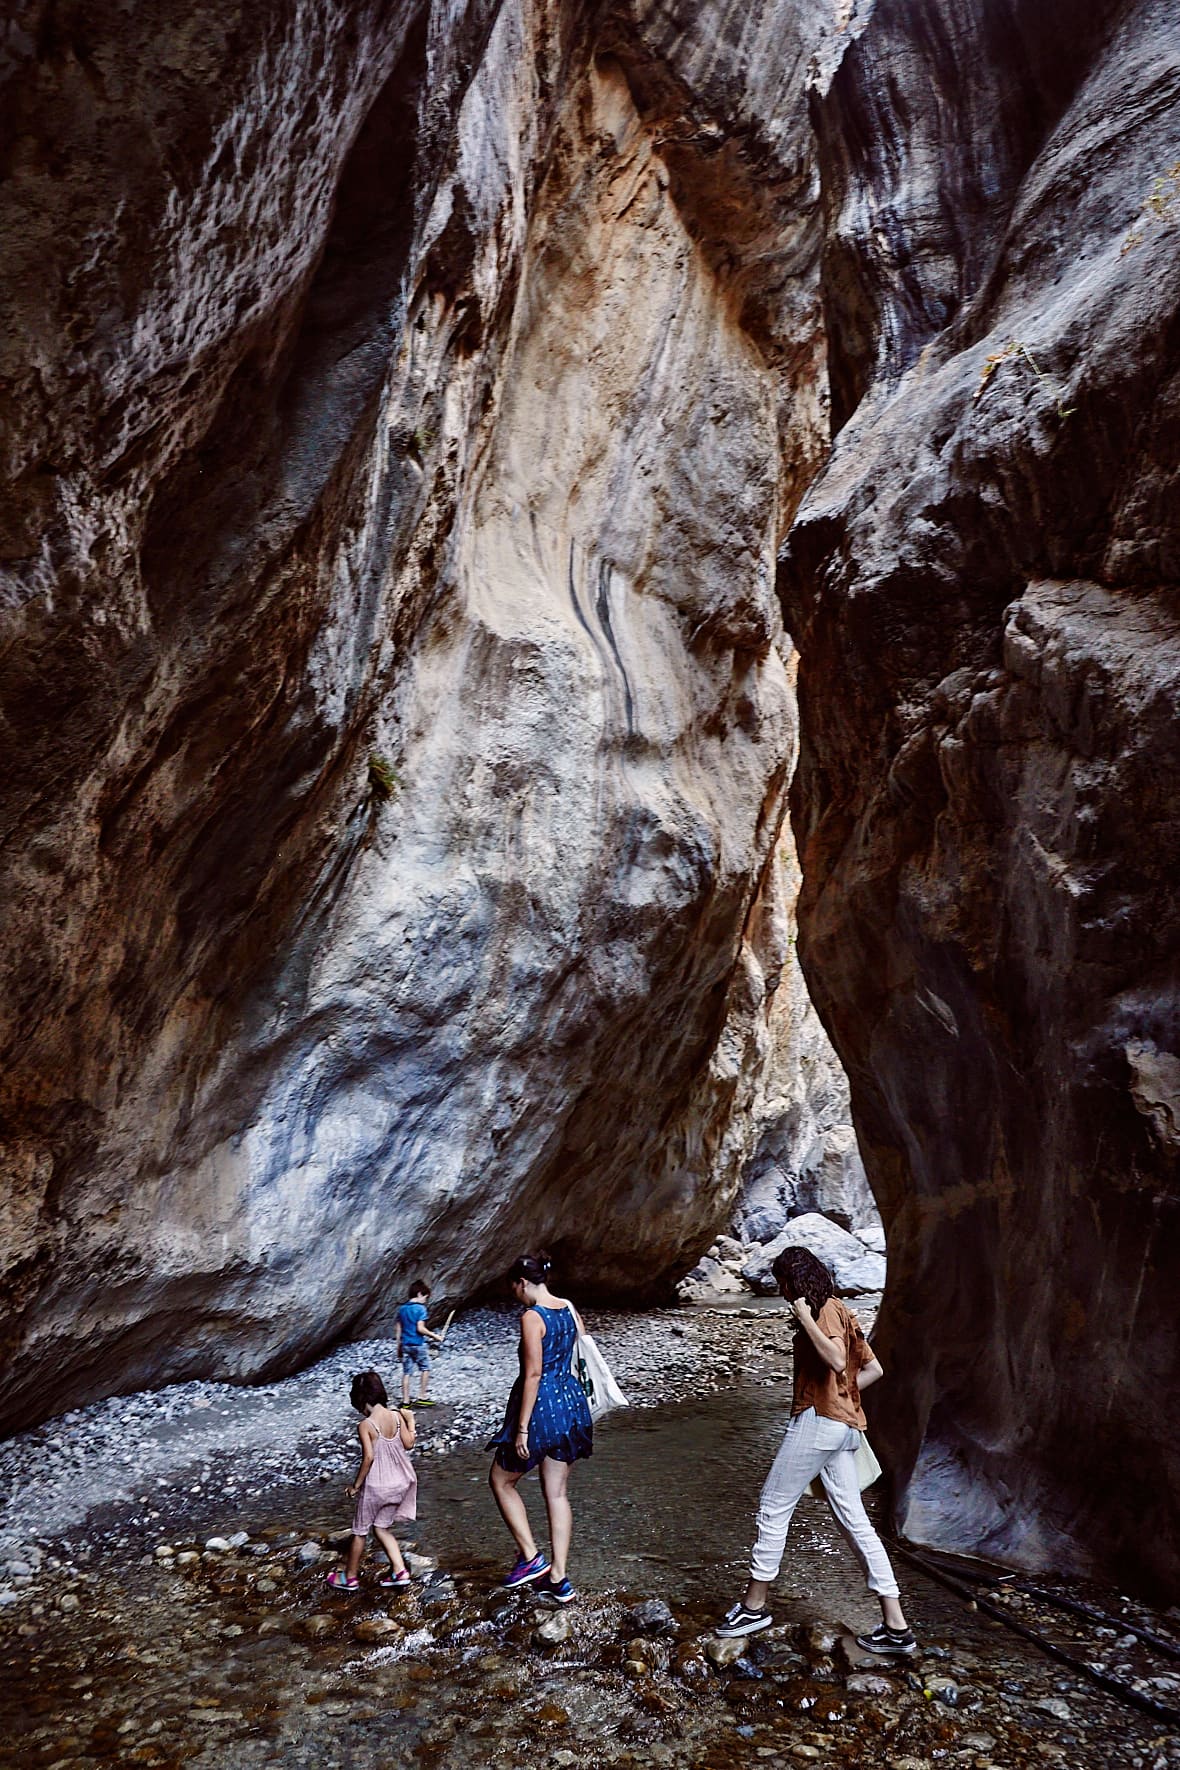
xmin=771 ymin=1246 xmax=835 ymax=1317
xmin=507 ymin=1251 xmax=552 ymax=1287
xmin=350 ymin=1369 xmax=388 ymax=1412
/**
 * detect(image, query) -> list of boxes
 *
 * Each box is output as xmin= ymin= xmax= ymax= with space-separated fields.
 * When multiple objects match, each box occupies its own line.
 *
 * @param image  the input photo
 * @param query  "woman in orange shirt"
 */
xmin=717 ymin=1246 xmax=915 ymax=1654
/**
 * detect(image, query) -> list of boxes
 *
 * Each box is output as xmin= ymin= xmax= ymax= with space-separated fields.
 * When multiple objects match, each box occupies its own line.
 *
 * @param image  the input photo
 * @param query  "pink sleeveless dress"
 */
xmin=352 ymin=1414 xmax=417 ymax=1531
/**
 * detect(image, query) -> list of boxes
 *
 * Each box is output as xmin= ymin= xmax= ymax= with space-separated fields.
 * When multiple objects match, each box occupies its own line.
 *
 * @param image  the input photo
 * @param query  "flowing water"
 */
xmin=1 ymin=1355 xmax=1178 ymax=1769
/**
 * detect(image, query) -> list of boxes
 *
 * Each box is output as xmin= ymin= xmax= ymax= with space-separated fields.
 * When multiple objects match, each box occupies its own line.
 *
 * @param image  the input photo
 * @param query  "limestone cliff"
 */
xmin=2 ymin=0 xmax=1177 ymax=1602
xmin=785 ymin=0 xmax=1180 ymax=1595
xmin=0 ymin=0 xmax=831 ymax=1426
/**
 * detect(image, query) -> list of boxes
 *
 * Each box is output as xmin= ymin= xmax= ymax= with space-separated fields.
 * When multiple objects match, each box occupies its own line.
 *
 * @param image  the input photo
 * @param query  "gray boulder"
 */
xmin=742 ymin=1214 xmax=887 ymax=1296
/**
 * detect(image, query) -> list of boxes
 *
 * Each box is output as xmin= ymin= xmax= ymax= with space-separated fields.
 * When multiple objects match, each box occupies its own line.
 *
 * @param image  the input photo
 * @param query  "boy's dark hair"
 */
xmin=771 ymin=1246 xmax=835 ymax=1317
xmin=350 ymin=1369 xmax=388 ymax=1412
xmin=408 ymin=1279 xmax=431 ymax=1298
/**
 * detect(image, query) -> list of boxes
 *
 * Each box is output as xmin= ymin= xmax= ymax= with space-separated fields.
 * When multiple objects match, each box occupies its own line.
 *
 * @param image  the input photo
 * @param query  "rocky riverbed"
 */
xmin=2 ymin=1305 xmax=1179 ymax=1770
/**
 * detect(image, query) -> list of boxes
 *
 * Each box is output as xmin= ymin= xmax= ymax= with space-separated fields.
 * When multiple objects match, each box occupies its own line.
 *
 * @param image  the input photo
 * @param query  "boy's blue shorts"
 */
xmin=401 ymin=1343 xmax=431 ymax=1374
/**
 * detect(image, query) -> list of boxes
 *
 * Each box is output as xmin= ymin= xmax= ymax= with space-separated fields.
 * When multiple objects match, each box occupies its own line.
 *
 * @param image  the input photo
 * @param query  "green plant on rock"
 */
xmin=367 ymin=753 xmax=401 ymax=804
xmin=1121 ymin=161 xmax=1180 ymax=253
xmin=974 ymin=337 xmax=1074 ymax=420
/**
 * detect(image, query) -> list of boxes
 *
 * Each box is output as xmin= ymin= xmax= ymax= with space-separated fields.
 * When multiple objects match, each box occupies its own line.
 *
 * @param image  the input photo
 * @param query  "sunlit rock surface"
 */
xmin=2 ymin=0 xmax=1177 ymax=1603
xmin=0 ymin=0 xmax=832 ymax=1425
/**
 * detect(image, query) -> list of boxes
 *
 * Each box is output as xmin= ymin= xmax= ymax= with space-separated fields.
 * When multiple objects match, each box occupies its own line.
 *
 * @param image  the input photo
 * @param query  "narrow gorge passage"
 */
xmin=1 ymin=0 xmax=1179 ymax=1764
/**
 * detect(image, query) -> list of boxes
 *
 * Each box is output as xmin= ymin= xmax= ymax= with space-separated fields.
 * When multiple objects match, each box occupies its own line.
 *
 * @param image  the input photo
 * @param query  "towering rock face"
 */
xmin=0 ymin=0 xmax=834 ymax=1426
xmin=784 ymin=0 xmax=1180 ymax=1595
xmin=2 ymin=0 xmax=1177 ymax=1601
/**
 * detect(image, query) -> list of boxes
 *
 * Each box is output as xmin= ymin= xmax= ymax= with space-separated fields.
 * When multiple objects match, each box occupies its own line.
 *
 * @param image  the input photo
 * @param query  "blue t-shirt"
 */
xmin=398 ymin=1301 xmax=428 ymax=1346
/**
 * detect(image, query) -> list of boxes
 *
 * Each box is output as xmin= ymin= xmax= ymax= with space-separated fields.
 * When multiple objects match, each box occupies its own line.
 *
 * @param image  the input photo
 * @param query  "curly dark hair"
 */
xmin=771 ymin=1246 xmax=835 ymax=1317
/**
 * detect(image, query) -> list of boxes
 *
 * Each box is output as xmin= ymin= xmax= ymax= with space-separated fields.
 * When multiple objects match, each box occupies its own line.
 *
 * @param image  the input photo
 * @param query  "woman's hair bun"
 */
xmin=507 ymin=1251 xmax=553 ymax=1286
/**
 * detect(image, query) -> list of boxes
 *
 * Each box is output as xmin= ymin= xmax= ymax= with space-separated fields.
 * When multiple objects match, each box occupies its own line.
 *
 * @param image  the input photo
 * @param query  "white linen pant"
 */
xmin=750 ymin=1406 xmax=900 ymax=1597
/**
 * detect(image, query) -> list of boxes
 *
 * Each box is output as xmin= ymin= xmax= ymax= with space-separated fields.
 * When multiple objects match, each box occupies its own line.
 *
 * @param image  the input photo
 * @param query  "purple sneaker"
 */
xmin=501 ymin=1552 xmax=550 ymax=1589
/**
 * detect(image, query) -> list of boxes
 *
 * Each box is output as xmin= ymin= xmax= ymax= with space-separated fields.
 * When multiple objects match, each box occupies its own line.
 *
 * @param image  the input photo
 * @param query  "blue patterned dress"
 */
xmin=488 ymin=1303 xmax=594 ymax=1472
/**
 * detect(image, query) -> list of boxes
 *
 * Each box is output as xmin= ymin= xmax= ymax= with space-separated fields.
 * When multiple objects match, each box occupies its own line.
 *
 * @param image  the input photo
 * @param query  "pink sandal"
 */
xmin=379 ymin=1569 xmax=412 ymax=1588
xmin=326 ymin=1569 xmax=359 ymax=1590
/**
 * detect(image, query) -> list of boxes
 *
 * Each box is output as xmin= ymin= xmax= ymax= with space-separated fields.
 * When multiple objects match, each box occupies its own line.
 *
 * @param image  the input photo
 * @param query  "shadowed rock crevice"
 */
xmin=813 ymin=0 xmax=1123 ymax=432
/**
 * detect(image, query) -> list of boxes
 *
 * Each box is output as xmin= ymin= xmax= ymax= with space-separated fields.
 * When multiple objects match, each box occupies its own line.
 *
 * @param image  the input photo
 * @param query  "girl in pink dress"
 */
xmin=327 ymin=1369 xmax=418 ymax=1590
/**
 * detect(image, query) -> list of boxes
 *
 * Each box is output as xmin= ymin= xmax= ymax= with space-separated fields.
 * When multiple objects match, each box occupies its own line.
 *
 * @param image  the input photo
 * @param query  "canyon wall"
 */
xmin=2 ymin=0 xmax=1178 ymax=1596
xmin=785 ymin=0 xmax=1180 ymax=1594
xmin=0 ymin=0 xmax=837 ymax=1426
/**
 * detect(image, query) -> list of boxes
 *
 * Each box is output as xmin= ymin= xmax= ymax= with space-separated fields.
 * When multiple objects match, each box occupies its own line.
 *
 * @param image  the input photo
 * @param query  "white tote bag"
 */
xmin=571 ymin=1331 xmax=629 ymax=1420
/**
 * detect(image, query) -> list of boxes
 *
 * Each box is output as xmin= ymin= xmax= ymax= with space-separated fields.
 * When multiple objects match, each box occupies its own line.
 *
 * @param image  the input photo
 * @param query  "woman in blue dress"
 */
xmin=487 ymin=1252 xmax=593 ymax=1605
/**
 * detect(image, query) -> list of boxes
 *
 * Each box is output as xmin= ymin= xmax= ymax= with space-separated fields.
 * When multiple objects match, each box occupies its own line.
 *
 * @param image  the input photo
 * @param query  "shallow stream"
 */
xmin=1 ymin=1323 xmax=1178 ymax=1770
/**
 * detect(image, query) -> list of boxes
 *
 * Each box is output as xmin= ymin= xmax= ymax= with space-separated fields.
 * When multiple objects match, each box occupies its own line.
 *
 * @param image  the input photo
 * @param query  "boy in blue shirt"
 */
xmin=396 ymin=1281 xmax=445 ymax=1406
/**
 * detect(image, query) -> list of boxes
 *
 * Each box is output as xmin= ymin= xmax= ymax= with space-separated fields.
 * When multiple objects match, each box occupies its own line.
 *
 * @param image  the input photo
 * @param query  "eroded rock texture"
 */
xmin=785 ymin=0 xmax=1180 ymax=1593
xmin=0 ymin=0 xmax=836 ymax=1425
xmin=2 ymin=0 xmax=1177 ymax=1600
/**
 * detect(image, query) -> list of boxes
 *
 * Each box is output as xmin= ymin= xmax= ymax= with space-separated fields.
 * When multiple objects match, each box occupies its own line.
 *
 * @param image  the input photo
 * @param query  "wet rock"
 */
xmin=706 ymin=1635 xmax=748 ymax=1669
xmin=625 ymin=1635 xmax=671 ymax=1675
xmin=354 ymin=1616 xmax=404 ymax=1643
xmin=727 ymin=1656 xmax=763 ymax=1681
xmin=798 ymin=1620 xmax=841 ymax=1657
xmin=405 ymin=1552 xmax=438 ymax=1577
xmin=533 ymin=1611 xmax=571 ymax=1647
xmin=923 ymin=1674 xmax=961 ymax=1706
xmin=846 ymin=1671 xmax=895 ymax=1696
xmin=300 ymin=1615 xmax=336 ymax=1641
xmin=627 ymin=1598 xmax=678 ymax=1636
xmin=420 ymin=1575 xmax=457 ymax=1605
xmin=203 ymin=1538 xmax=232 ymax=1554
xmin=1034 ymin=1697 xmax=1073 ymax=1721
xmin=296 ymin=1543 xmax=323 ymax=1564
xmin=674 ymin=1640 xmax=710 ymax=1679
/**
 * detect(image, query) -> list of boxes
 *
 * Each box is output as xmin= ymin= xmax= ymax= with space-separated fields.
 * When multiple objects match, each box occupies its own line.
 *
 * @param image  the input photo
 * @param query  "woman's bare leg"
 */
xmin=489 ymin=1461 xmax=538 ymax=1560
xmin=373 ymin=1527 xmax=406 ymax=1575
xmin=539 ymin=1458 xmax=573 ymax=1581
xmin=345 ymin=1533 xmax=366 ymax=1580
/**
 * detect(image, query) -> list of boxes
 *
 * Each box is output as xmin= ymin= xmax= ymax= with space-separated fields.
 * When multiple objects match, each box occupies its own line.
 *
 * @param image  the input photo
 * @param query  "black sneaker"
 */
xmin=855 ymin=1623 xmax=918 ymax=1657
xmin=716 ymin=1602 xmax=773 ymax=1638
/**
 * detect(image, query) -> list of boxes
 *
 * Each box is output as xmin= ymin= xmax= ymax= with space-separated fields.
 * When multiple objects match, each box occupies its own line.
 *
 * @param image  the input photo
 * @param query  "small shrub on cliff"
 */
xmin=367 ymin=753 xmax=401 ymax=804
xmin=974 ymin=338 xmax=1074 ymax=420
xmin=1122 ymin=161 xmax=1180 ymax=253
